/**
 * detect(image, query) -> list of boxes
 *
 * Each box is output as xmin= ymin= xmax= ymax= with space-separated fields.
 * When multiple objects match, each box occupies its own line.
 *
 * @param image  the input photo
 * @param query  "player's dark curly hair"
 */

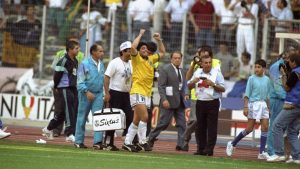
xmin=147 ymin=42 xmax=157 ymax=54
xmin=137 ymin=42 xmax=148 ymax=51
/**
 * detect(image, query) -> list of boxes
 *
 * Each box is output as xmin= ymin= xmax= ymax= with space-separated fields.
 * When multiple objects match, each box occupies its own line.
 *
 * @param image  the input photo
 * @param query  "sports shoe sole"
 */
xmin=0 ymin=134 xmax=11 ymax=140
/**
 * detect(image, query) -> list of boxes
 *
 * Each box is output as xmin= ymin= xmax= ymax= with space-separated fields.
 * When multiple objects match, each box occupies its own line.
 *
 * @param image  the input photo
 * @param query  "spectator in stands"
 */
xmin=74 ymin=43 xmax=106 ymax=149
xmin=11 ymin=5 xmax=41 ymax=68
xmin=79 ymin=1 xmax=109 ymax=54
xmin=12 ymin=5 xmax=41 ymax=48
xmin=272 ymin=0 xmax=294 ymax=51
xmin=0 ymin=7 xmax=5 ymax=29
xmin=189 ymin=0 xmax=217 ymax=50
xmin=227 ymin=51 xmax=252 ymax=97
xmin=103 ymin=41 xmax=133 ymax=151
xmin=148 ymin=51 xmax=188 ymax=151
xmin=230 ymin=0 xmax=258 ymax=65
xmin=187 ymin=49 xmax=225 ymax=156
xmin=42 ymin=40 xmax=80 ymax=143
xmin=267 ymin=53 xmax=300 ymax=164
xmin=0 ymin=119 xmax=11 ymax=139
xmin=45 ymin=0 xmax=69 ymax=44
xmin=270 ymin=0 xmax=291 ymax=18
xmin=128 ymin=0 xmax=154 ymax=42
xmin=216 ymin=0 xmax=237 ymax=48
xmin=215 ymin=41 xmax=238 ymax=80
xmin=226 ymin=59 xmax=272 ymax=160
xmin=164 ymin=0 xmax=190 ymax=51
xmin=291 ymin=0 xmax=300 ymax=19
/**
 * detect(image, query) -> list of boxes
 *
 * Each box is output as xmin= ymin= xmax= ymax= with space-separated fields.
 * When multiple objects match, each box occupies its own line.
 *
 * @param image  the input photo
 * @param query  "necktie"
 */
xmin=177 ymin=68 xmax=182 ymax=82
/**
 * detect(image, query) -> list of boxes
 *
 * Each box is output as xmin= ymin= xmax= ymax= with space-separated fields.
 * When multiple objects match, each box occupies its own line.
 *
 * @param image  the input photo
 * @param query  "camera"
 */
xmin=279 ymin=63 xmax=285 ymax=70
xmin=193 ymin=56 xmax=201 ymax=63
xmin=241 ymin=0 xmax=247 ymax=8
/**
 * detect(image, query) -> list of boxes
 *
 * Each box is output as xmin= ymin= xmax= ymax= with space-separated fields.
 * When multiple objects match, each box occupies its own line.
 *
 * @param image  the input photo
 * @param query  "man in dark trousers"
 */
xmin=187 ymin=50 xmax=225 ymax=156
xmin=148 ymin=51 xmax=189 ymax=150
xmin=42 ymin=40 xmax=80 ymax=143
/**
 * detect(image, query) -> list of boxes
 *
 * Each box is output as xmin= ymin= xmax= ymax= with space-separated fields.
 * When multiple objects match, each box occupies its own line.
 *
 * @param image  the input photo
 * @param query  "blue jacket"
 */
xmin=269 ymin=59 xmax=286 ymax=100
xmin=77 ymin=56 xmax=104 ymax=94
xmin=285 ymin=66 xmax=300 ymax=107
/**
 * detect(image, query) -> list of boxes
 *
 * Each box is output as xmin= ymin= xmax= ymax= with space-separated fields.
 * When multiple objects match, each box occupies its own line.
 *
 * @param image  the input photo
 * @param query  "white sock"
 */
xmin=124 ymin=123 xmax=138 ymax=145
xmin=138 ymin=121 xmax=147 ymax=144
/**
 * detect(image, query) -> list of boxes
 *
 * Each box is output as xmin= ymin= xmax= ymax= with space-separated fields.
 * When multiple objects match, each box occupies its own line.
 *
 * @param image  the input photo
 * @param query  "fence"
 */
xmin=0 ymin=4 xmax=299 ymax=79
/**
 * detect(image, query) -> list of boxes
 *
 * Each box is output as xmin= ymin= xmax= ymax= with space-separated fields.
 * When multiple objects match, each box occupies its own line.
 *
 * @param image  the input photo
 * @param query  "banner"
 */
xmin=0 ymin=94 xmax=93 ymax=124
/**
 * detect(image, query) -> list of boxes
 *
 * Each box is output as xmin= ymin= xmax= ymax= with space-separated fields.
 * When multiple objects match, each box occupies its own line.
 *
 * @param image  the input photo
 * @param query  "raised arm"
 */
xmin=186 ymin=62 xmax=197 ymax=80
xmin=153 ymin=33 xmax=166 ymax=59
xmin=130 ymin=29 xmax=145 ymax=56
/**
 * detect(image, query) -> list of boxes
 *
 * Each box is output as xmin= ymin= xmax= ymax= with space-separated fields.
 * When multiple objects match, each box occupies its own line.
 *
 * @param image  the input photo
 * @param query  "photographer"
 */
xmin=267 ymin=46 xmax=298 ymax=157
xmin=268 ymin=53 xmax=300 ymax=163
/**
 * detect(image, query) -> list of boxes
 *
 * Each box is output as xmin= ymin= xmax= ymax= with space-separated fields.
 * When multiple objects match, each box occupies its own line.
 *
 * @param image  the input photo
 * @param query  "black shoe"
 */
xmin=104 ymin=144 xmax=119 ymax=151
xmin=93 ymin=142 xmax=104 ymax=150
xmin=181 ymin=144 xmax=189 ymax=152
xmin=204 ymin=151 xmax=214 ymax=156
xmin=148 ymin=138 xmax=155 ymax=148
xmin=134 ymin=143 xmax=142 ymax=151
xmin=74 ymin=143 xmax=88 ymax=149
xmin=193 ymin=151 xmax=206 ymax=156
xmin=176 ymin=145 xmax=182 ymax=151
xmin=122 ymin=143 xmax=138 ymax=152
xmin=137 ymin=143 xmax=152 ymax=151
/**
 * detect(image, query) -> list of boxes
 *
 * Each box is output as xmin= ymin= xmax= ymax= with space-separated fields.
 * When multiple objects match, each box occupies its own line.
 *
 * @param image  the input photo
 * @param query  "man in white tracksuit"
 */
xmin=230 ymin=0 xmax=258 ymax=65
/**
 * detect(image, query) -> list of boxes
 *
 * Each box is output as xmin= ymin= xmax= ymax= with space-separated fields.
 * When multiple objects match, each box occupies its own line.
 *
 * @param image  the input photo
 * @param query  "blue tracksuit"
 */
xmin=267 ymin=59 xmax=286 ymax=155
xmin=75 ymin=56 xmax=104 ymax=144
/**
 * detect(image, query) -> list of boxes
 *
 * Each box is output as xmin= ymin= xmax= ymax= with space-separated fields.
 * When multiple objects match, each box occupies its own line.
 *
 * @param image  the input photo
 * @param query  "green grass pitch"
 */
xmin=0 ymin=140 xmax=298 ymax=169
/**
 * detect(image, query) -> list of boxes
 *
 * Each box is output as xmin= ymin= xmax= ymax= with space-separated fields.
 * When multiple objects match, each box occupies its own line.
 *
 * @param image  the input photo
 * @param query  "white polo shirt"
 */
xmin=164 ymin=0 xmax=189 ymax=23
xmin=188 ymin=68 xmax=224 ymax=101
xmin=128 ymin=0 xmax=154 ymax=22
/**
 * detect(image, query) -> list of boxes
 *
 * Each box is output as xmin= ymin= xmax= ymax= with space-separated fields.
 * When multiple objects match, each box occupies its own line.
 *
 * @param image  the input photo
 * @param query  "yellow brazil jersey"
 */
xmin=130 ymin=52 xmax=159 ymax=97
xmin=190 ymin=58 xmax=221 ymax=100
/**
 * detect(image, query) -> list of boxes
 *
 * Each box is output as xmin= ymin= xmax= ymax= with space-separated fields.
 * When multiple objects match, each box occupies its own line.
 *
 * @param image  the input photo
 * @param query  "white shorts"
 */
xmin=248 ymin=101 xmax=269 ymax=120
xmin=130 ymin=94 xmax=151 ymax=109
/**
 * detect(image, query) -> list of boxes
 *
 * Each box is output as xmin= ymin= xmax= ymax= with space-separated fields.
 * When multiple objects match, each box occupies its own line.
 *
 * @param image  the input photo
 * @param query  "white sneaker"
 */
xmin=2 ymin=126 xmax=8 ymax=132
xmin=267 ymin=154 xmax=286 ymax=162
xmin=226 ymin=141 xmax=234 ymax=157
xmin=286 ymin=158 xmax=300 ymax=164
xmin=0 ymin=129 xmax=11 ymax=139
xmin=66 ymin=134 xmax=75 ymax=142
xmin=42 ymin=127 xmax=53 ymax=140
xmin=258 ymin=151 xmax=270 ymax=160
